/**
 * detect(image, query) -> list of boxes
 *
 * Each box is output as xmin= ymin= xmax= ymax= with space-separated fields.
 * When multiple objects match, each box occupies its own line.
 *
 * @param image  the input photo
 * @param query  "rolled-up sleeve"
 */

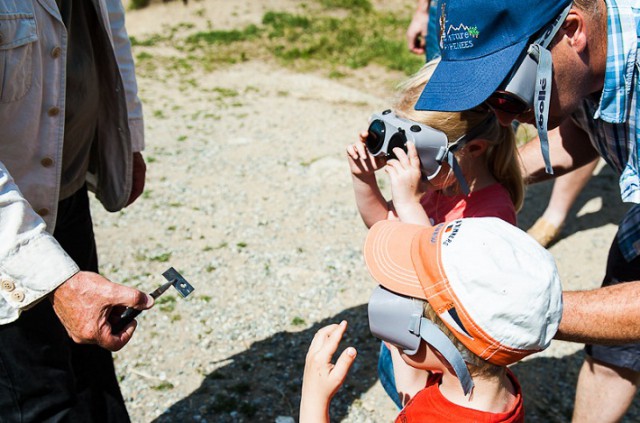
xmin=0 ymin=162 xmax=79 ymax=324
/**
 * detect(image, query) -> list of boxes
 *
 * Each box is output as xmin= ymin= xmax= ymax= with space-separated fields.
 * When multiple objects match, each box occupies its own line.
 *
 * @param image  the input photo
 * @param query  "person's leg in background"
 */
xmin=528 ymin=158 xmax=600 ymax=247
xmin=572 ymin=231 xmax=640 ymax=422
xmin=425 ymin=1 xmax=439 ymax=62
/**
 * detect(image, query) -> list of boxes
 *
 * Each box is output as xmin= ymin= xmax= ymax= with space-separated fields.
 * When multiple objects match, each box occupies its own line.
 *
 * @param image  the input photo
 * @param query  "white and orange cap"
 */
xmin=364 ymin=217 xmax=563 ymax=366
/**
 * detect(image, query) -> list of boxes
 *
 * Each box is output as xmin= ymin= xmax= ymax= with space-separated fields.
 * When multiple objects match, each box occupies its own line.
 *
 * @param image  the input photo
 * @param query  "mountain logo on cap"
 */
xmin=439 ymin=2 xmax=479 ymax=52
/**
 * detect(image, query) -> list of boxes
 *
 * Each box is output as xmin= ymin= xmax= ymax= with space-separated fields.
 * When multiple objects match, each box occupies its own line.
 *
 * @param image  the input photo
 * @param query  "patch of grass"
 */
xmin=319 ymin=0 xmax=372 ymax=11
xmin=136 ymin=51 xmax=154 ymax=61
xmin=129 ymin=0 xmax=150 ymax=11
xmin=185 ymin=25 xmax=260 ymax=46
xmin=157 ymin=295 xmax=177 ymax=312
xmin=150 ymin=252 xmax=172 ymax=262
xmin=292 ymin=316 xmax=306 ymax=326
xmin=151 ymin=381 xmax=174 ymax=391
xmin=236 ymin=242 xmax=248 ymax=249
xmin=131 ymin=3 xmax=422 ymax=78
xmin=212 ymin=87 xmax=240 ymax=98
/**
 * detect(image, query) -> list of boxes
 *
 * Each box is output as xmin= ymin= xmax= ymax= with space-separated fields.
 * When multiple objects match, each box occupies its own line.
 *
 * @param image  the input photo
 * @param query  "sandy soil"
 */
xmin=87 ymin=1 xmax=639 ymax=421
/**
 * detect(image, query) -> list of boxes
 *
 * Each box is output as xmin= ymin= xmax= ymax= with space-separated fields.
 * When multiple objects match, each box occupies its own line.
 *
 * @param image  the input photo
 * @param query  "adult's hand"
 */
xmin=126 ymin=152 xmax=146 ymax=206
xmin=406 ymin=0 xmax=430 ymax=55
xmin=50 ymin=271 xmax=153 ymax=351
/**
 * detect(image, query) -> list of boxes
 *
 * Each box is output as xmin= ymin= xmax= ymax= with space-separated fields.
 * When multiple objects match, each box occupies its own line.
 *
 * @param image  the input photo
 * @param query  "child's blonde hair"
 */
xmin=393 ymin=60 xmax=524 ymax=211
xmin=423 ymin=303 xmax=504 ymax=379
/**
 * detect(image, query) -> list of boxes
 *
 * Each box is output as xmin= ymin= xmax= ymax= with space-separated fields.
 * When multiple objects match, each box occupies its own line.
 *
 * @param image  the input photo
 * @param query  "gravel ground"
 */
xmin=87 ymin=1 xmax=640 ymax=421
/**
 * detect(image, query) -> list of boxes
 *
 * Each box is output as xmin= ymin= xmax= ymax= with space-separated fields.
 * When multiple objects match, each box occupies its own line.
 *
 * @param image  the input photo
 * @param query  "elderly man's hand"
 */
xmin=50 ymin=271 xmax=154 ymax=351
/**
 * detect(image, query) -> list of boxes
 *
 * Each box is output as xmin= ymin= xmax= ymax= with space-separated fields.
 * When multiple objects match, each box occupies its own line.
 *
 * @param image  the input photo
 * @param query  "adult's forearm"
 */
xmin=556 ymin=283 xmax=640 ymax=344
xmin=518 ymin=121 xmax=599 ymax=185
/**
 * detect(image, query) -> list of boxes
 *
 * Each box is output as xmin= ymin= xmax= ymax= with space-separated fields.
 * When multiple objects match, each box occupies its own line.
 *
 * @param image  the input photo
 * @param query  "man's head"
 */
xmin=365 ymin=218 xmax=563 ymax=367
xmin=415 ymin=0 xmax=607 ymax=129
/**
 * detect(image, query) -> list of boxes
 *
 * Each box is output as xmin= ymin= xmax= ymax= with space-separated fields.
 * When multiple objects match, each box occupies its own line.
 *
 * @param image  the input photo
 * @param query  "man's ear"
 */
xmin=561 ymin=8 xmax=589 ymax=53
xmin=464 ymin=139 xmax=489 ymax=157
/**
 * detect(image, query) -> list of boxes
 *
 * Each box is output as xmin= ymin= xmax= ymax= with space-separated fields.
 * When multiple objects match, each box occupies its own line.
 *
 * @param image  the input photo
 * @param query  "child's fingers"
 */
xmin=406 ymin=142 xmax=421 ymax=169
xmin=330 ymin=347 xmax=357 ymax=385
xmin=308 ymin=324 xmax=341 ymax=353
xmin=359 ymin=131 xmax=369 ymax=143
xmin=354 ymin=142 xmax=369 ymax=159
xmin=346 ymin=144 xmax=359 ymax=160
xmin=321 ymin=321 xmax=347 ymax=358
xmin=393 ymin=147 xmax=410 ymax=168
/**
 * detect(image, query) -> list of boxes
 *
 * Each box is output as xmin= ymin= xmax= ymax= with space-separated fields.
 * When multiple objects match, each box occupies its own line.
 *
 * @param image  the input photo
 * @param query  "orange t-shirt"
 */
xmin=395 ymin=369 xmax=524 ymax=423
xmin=420 ymin=183 xmax=516 ymax=225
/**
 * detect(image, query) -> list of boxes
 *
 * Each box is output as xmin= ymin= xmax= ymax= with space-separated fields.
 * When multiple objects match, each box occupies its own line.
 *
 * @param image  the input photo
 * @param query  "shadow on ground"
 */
xmin=153 ymin=305 xmax=640 ymax=422
xmin=518 ymin=164 xmax=630 ymax=244
xmin=514 ymin=350 xmax=640 ymax=422
xmin=153 ymin=304 xmax=379 ymax=422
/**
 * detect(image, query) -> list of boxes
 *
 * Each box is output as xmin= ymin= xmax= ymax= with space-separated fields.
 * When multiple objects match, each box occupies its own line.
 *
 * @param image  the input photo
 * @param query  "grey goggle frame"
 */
xmin=493 ymin=4 xmax=572 ymax=174
xmin=366 ymin=110 xmax=496 ymax=195
xmin=497 ymin=3 xmax=572 ymax=110
xmin=368 ymin=286 xmax=474 ymax=396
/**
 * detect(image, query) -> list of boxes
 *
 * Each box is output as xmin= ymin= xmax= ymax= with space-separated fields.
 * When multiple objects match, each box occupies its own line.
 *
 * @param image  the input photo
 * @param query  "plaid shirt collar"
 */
xmin=594 ymin=0 xmax=638 ymax=124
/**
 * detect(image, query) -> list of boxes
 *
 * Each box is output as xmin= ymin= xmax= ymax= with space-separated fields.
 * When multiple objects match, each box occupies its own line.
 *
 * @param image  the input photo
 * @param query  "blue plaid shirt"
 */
xmin=571 ymin=0 xmax=640 ymax=261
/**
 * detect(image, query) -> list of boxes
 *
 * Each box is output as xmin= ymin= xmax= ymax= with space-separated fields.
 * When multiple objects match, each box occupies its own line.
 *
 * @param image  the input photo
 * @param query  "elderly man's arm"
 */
xmin=0 ymin=161 xmax=152 ymax=350
xmin=557 ymin=284 xmax=640 ymax=344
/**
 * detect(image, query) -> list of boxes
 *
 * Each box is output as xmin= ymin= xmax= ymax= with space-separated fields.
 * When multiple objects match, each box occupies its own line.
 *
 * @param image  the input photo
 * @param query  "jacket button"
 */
xmin=11 ymin=290 xmax=25 ymax=302
xmin=37 ymin=208 xmax=49 ymax=217
xmin=48 ymin=107 xmax=60 ymax=117
xmin=41 ymin=157 xmax=54 ymax=167
xmin=1 ymin=279 xmax=15 ymax=292
xmin=51 ymin=46 xmax=62 ymax=58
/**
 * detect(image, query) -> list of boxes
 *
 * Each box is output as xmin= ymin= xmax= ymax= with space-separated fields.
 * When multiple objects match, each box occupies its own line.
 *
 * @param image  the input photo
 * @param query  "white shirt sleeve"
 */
xmin=0 ymin=162 xmax=79 ymax=324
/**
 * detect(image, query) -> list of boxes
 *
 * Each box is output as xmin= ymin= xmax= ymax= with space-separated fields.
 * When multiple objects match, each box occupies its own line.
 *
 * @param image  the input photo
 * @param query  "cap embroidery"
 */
xmin=442 ymin=220 xmax=463 ymax=246
xmin=439 ymin=3 xmax=478 ymax=52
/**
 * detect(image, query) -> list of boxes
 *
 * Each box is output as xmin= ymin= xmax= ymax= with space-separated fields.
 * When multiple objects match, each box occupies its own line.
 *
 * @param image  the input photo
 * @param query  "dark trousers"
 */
xmin=0 ymin=186 xmax=129 ymax=422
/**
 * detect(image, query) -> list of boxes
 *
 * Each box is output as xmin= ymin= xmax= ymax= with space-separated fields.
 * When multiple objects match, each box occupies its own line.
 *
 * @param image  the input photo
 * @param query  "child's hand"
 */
xmin=386 ymin=142 xmax=426 ymax=208
xmin=300 ymin=321 xmax=357 ymax=423
xmin=346 ymin=131 xmax=387 ymax=179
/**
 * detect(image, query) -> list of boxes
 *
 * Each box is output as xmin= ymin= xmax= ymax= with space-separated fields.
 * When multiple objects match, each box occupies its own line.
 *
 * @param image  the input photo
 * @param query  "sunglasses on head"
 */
xmin=485 ymin=91 xmax=531 ymax=115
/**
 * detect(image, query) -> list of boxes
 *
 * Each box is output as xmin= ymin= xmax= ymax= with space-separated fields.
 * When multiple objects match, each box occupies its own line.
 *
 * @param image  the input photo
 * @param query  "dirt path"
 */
xmin=89 ymin=1 xmax=638 ymax=421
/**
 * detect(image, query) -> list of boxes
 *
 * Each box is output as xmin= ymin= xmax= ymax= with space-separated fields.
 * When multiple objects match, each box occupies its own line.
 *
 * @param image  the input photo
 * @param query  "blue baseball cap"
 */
xmin=416 ymin=0 xmax=573 ymax=112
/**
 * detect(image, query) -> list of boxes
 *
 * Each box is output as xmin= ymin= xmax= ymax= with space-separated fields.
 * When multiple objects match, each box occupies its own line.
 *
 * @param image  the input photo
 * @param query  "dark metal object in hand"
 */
xmin=111 ymin=267 xmax=194 ymax=334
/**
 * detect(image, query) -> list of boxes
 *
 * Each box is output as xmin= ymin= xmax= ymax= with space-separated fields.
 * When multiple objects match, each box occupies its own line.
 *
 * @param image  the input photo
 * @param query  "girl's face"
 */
xmin=425 ymin=162 xmax=456 ymax=191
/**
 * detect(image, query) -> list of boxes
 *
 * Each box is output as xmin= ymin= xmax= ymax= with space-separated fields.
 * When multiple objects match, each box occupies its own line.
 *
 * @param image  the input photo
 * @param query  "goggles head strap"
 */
xmin=414 ymin=316 xmax=475 ymax=397
xmin=528 ymin=3 xmax=572 ymax=175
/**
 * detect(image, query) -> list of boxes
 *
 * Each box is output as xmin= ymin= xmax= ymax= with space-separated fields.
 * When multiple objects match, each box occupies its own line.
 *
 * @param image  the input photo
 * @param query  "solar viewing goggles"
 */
xmin=487 ymin=3 xmax=572 ymax=175
xmin=368 ymin=286 xmax=475 ymax=396
xmin=366 ymin=109 xmax=496 ymax=195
